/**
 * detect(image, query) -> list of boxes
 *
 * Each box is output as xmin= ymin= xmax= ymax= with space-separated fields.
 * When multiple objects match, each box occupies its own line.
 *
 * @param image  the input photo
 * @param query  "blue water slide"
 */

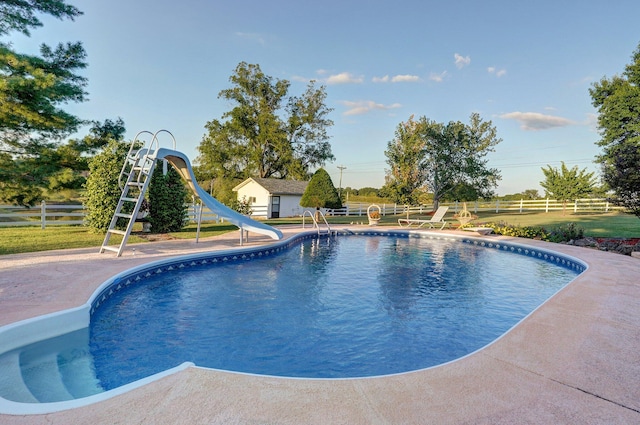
xmin=154 ymin=148 xmax=283 ymax=240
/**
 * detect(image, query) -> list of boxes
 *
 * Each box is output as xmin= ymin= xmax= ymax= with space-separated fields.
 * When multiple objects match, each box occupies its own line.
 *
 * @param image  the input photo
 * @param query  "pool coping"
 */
xmin=0 ymin=226 xmax=639 ymax=424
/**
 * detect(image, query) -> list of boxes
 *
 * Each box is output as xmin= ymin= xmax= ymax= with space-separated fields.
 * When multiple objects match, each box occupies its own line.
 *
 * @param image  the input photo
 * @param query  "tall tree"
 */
xmin=197 ymin=62 xmax=334 ymax=182
xmin=380 ymin=116 xmax=429 ymax=205
xmin=540 ymin=162 xmax=597 ymax=214
xmin=382 ymin=113 xmax=501 ymax=209
xmin=1 ymin=0 xmax=88 ymax=205
xmin=590 ymin=42 xmax=640 ymax=218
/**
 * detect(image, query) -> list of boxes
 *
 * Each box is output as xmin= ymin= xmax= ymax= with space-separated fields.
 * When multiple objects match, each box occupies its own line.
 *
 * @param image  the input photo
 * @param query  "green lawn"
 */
xmin=469 ymin=211 xmax=640 ymax=238
xmin=1 ymin=211 xmax=638 ymax=255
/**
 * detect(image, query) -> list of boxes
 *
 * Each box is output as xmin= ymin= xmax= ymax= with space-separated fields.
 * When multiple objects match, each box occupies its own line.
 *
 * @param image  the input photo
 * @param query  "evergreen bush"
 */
xmin=84 ymin=141 xmax=131 ymax=232
xmin=148 ymin=161 xmax=189 ymax=233
xmin=300 ymin=168 xmax=342 ymax=209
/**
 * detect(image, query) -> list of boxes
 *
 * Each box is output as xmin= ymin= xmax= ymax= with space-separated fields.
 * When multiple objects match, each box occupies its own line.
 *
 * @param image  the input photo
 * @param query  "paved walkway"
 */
xmin=1 ymin=227 xmax=639 ymax=424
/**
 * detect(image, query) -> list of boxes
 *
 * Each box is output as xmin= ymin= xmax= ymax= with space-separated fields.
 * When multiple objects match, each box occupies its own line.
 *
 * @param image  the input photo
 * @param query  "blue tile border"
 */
xmin=90 ymin=230 xmax=587 ymax=317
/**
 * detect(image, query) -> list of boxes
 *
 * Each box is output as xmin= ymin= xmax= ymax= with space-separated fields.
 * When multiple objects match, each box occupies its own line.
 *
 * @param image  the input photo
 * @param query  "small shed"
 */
xmin=233 ymin=177 xmax=309 ymax=219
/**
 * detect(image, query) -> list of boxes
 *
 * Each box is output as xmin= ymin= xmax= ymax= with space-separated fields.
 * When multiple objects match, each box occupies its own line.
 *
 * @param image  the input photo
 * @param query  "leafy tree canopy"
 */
xmin=0 ymin=0 xmax=82 ymax=37
xmin=300 ymin=168 xmax=342 ymax=209
xmin=197 ymin=62 xmax=334 ymax=181
xmin=540 ymin=161 xmax=597 ymax=213
xmin=500 ymin=189 xmax=541 ymax=201
xmin=382 ymin=113 xmax=501 ymax=208
xmin=1 ymin=118 xmax=124 ymax=205
xmin=590 ymin=42 xmax=640 ymax=218
xmin=1 ymin=0 xmax=88 ymax=205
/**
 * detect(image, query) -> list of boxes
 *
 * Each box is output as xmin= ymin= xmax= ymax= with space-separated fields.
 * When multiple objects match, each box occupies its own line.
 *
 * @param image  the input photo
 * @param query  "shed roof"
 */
xmin=233 ymin=177 xmax=309 ymax=196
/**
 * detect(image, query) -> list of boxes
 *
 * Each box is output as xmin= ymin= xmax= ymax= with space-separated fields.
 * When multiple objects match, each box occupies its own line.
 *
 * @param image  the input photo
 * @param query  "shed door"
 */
xmin=270 ymin=196 xmax=280 ymax=218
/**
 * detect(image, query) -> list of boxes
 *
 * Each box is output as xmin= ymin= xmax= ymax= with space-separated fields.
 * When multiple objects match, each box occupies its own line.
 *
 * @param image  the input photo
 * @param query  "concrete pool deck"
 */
xmin=0 ymin=226 xmax=639 ymax=424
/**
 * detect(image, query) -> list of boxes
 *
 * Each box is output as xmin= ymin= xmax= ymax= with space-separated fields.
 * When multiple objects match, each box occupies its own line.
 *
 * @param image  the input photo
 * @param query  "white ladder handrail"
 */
xmin=302 ymin=210 xmax=332 ymax=235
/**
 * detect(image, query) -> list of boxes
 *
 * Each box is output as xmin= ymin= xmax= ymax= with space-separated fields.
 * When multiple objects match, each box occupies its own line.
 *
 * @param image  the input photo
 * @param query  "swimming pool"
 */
xmin=0 ymin=230 xmax=586 ymax=413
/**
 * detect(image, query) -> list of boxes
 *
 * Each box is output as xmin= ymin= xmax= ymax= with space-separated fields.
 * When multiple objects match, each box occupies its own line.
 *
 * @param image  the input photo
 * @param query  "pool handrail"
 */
xmin=302 ymin=210 xmax=332 ymax=235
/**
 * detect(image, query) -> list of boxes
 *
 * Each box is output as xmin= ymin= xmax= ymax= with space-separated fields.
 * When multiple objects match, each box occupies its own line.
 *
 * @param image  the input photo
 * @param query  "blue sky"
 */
xmin=9 ymin=0 xmax=640 ymax=195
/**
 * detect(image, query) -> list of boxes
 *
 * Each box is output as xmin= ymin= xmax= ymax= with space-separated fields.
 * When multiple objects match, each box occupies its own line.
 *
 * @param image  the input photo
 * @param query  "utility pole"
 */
xmin=337 ymin=165 xmax=347 ymax=199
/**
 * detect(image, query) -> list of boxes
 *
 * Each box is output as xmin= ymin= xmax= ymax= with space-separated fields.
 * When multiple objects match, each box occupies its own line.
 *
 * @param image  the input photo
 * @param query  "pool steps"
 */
xmin=0 ymin=352 xmax=38 ymax=403
xmin=0 ymin=329 xmax=104 ymax=403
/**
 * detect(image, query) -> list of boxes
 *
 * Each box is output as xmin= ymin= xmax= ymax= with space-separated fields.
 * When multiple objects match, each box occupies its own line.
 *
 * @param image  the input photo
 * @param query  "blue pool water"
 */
xmin=88 ymin=234 xmax=580 ymax=389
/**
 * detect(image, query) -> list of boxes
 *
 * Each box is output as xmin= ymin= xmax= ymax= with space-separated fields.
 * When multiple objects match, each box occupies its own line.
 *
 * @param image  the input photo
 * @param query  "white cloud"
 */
xmin=372 ymin=74 xmax=420 ymax=83
xmin=454 ymin=53 xmax=471 ymax=69
xmin=488 ymin=66 xmax=507 ymax=77
xmin=341 ymin=100 xmax=402 ymax=116
xmin=372 ymin=75 xmax=390 ymax=83
xmin=499 ymin=112 xmax=574 ymax=131
xmin=429 ymin=71 xmax=447 ymax=83
xmin=326 ymin=72 xmax=364 ymax=84
xmin=391 ymin=74 xmax=420 ymax=83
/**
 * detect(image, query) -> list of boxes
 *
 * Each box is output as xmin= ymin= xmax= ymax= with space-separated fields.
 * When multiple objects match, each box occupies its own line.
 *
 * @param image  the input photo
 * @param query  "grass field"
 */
xmin=1 ymin=210 xmax=638 ymax=255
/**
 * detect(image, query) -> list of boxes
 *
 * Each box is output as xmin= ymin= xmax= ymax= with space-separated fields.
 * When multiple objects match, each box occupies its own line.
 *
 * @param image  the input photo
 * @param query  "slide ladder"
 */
xmin=99 ymin=131 xmax=168 ymax=256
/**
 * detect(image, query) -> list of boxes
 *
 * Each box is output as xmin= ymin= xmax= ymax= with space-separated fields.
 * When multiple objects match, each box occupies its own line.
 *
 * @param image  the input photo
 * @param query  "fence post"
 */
xmin=545 ymin=198 xmax=549 ymax=213
xmin=474 ymin=200 xmax=478 ymax=213
xmin=574 ymin=199 xmax=578 ymax=213
xmin=41 ymin=200 xmax=46 ymax=229
xmin=519 ymin=199 xmax=523 ymax=213
xmin=495 ymin=199 xmax=500 ymax=213
xmin=605 ymin=201 xmax=609 ymax=212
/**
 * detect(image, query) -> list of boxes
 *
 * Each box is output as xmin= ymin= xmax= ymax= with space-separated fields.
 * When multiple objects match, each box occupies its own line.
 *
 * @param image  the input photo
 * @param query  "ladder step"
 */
xmin=115 ymin=213 xmax=132 ymax=219
xmin=100 ymin=246 xmax=120 ymax=253
xmin=127 ymin=182 xmax=143 ymax=187
xmin=122 ymin=197 xmax=138 ymax=203
xmin=107 ymin=229 xmax=127 ymax=236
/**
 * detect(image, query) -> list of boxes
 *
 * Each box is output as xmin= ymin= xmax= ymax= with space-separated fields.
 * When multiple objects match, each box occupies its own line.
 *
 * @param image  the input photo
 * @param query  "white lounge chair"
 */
xmin=398 ymin=206 xmax=449 ymax=229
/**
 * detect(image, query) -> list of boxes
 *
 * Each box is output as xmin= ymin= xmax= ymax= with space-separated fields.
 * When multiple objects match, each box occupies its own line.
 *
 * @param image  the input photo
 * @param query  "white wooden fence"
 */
xmin=0 ymin=198 xmax=621 ymax=228
xmin=0 ymin=201 xmax=86 ymax=228
xmin=338 ymin=198 xmax=618 ymax=216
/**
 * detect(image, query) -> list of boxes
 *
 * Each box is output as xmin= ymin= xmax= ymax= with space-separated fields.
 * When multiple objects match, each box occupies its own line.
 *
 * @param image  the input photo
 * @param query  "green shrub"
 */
xmin=479 ymin=221 xmax=585 ymax=243
xmin=483 ymin=221 xmax=548 ymax=240
xmin=546 ymin=222 xmax=584 ymax=243
xmin=84 ymin=141 xmax=131 ymax=233
xmin=148 ymin=162 xmax=189 ymax=233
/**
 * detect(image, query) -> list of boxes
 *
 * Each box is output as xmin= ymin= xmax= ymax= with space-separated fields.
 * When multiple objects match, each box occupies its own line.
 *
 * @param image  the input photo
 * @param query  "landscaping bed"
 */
xmin=569 ymin=237 xmax=640 ymax=256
